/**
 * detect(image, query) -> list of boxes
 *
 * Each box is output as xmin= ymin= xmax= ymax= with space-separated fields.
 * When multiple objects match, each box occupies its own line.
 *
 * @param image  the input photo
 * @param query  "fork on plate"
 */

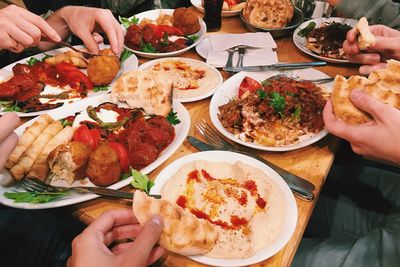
xmin=17 ymin=178 xmax=161 ymax=199
xmin=195 ymin=120 xmax=315 ymax=200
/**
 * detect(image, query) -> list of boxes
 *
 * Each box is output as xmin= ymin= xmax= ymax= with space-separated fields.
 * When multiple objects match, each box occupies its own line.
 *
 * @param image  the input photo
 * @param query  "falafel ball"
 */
xmin=87 ymin=49 xmax=120 ymax=86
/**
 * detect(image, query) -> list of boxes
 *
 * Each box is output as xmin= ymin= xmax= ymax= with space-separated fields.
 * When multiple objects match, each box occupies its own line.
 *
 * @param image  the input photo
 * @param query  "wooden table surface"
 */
xmin=66 ymin=9 xmax=360 ymax=267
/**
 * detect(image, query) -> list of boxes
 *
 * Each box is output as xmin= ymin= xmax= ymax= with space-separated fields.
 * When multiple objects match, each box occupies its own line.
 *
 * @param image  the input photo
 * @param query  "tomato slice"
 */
xmin=159 ymin=25 xmax=184 ymax=36
xmin=237 ymin=76 xmax=262 ymax=97
xmin=90 ymin=128 xmax=102 ymax=149
xmin=73 ymin=124 xmax=98 ymax=150
xmin=224 ymin=0 xmax=238 ymax=8
xmin=108 ymin=142 xmax=130 ymax=173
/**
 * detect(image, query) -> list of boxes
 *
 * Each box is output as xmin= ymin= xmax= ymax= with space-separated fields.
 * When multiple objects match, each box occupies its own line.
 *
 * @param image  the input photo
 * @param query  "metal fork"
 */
xmin=18 ymin=178 xmax=161 ymax=199
xmin=236 ymin=45 xmax=247 ymax=67
xmin=195 ymin=120 xmax=315 ymax=200
xmin=225 ymin=47 xmax=237 ymax=68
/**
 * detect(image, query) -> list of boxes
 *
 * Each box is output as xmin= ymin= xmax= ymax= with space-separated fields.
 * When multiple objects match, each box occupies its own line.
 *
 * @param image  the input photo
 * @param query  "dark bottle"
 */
xmin=203 ymin=0 xmax=223 ymax=32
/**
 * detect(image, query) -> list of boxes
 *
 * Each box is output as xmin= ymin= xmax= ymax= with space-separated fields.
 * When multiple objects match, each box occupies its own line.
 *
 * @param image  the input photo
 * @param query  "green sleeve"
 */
xmin=336 ymin=0 xmax=400 ymax=29
xmin=100 ymin=0 xmax=147 ymax=15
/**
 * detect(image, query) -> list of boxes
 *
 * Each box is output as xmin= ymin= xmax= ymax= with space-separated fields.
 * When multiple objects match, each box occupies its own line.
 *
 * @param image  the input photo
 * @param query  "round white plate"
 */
xmin=0 ymin=94 xmax=190 ymax=209
xmin=138 ymin=57 xmax=223 ymax=102
xmin=0 ymin=44 xmax=138 ymax=117
xmin=123 ymin=9 xmax=206 ymax=59
xmin=293 ymin=17 xmax=358 ymax=64
xmin=151 ymin=151 xmax=298 ymax=267
xmin=210 ymin=69 xmax=332 ymax=152
xmin=191 ymin=0 xmax=242 ymax=17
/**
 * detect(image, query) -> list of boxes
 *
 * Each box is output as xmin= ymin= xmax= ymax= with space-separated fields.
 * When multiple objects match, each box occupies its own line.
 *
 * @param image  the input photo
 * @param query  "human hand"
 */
xmin=46 ymin=6 xmax=124 ymax=55
xmin=0 ymin=5 xmax=61 ymax=53
xmin=0 ymin=113 xmax=20 ymax=170
xmin=68 ymin=209 xmax=165 ymax=267
xmin=323 ymin=90 xmax=400 ymax=165
xmin=343 ymin=25 xmax=400 ymax=75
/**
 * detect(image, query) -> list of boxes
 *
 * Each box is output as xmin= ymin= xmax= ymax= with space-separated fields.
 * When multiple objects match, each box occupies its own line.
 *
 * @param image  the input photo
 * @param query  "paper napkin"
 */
xmin=209 ymin=32 xmax=277 ymax=51
xmin=206 ymin=48 xmax=278 ymax=67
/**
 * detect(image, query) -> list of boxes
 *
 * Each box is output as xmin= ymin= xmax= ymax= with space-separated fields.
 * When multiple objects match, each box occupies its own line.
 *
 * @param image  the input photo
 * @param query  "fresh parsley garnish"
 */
xmin=42 ymin=53 xmax=53 ymax=61
xmin=130 ymin=169 xmax=154 ymax=195
xmin=27 ymin=57 xmax=40 ymax=66
xmin=59 ymin=118 xmax=73 ymax=127
xmin=298 ymin=21 xmax=316 ymax=37
xmin=93 ymin=86 xmax=110 ymax=92
xmin=4 ymin=191 xmax=68 ymax=203
xmin=166 ymin=110 xmax=181 ymax=125
xmin=269 ymin=92 xmax=286 ymax=118
xmin=119 ymin=48 xmax=133 ymax=63
xmin=162 ymin=32 xmax=169 ymax=46
xmin=256 ymin=89 xmax=267 ymax=100
xmin=119 ymin=15 xmax=139 ymax=29
xmin=261 ymin=80 xmax=271 ymax=87
xmin=140 ymin=42 xmax=157 ymax=53
xmin=1 ymin=101 xmax=21 ymax=112
xmin=186 ymin=35 xmax=199 ymax=43
xmin=293 ymin=106 xmax=301 ymax=120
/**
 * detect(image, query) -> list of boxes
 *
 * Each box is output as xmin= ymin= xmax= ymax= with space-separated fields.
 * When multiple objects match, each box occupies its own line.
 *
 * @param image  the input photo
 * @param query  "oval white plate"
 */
xmin=293 ymin=17 xmax=358 ymax=64
xmin=123 ymin=9 xmax=206 ymax=59
xmin=151 ymin=151 xmax=298 ymax=267
xmin=0 ymin=44 xmax=138 ymax=117
xmin=210 ymin=69 xmax=333 ymax=152
xmin=191 ymin=0 xmax=242 ymax=17
xmin=0 ymin=94 xmax=190 ymax=209
xmin=138 ymin=57 xmax=223 ymax=102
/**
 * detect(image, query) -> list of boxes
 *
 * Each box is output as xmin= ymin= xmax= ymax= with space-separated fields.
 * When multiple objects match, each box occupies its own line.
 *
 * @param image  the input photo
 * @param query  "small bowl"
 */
xmin=240 ymin=7 xmax=304 ymax=38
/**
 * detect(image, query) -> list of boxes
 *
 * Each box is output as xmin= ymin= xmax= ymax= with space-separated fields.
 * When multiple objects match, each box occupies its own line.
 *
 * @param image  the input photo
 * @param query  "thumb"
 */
xmin=119 ymin=215 xmax=163 ymax=266
xmin=350 ymin=89 xmax=386 ymax=121
xmin=371 ymin=36 xmax=400 ymax=51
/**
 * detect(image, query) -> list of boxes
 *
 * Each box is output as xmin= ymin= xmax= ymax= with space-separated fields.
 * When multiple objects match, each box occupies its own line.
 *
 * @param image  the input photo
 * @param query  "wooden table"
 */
xmin=68 ymin=9 xmax=360 ymax=267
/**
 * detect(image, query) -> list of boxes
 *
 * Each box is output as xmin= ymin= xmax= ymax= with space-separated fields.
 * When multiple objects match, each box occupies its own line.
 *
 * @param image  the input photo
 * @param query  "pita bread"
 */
xmin=356 ymin=17 xmax=376 ymax=50
xmin=332 ymin=59 xmax=400 ymax=124
xmin=132 ymin=191 xmax=218 ymax=255
xmin=111 ymin=70 xmax=173 ymax=117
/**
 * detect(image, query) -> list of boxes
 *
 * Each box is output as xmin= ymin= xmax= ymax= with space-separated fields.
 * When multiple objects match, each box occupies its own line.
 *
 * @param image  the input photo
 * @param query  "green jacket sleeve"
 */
xmin=336 ymin=0 xmax=400 ymax=29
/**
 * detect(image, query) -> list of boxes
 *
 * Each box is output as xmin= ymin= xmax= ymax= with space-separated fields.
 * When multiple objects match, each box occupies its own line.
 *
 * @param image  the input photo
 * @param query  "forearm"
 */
xmin=336 ymin=0 xmax=400 ymax=29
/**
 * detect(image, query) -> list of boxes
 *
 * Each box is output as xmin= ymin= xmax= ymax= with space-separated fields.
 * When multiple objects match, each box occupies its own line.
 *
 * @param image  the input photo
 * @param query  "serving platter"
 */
xmin=138 ymin=57 xmax=223 ymax=102
xmin=209 ymin=68 xmax=333 ymax=152
xmin=151 ymin=151 xmax=298 ymax=267
xmin=190 ymin=0 xmax=243 ymax=17
xmin=0 ymin=94 xmax=190 ymax=209
xmin=0 ymin=44 xmax=139 ymax=117
xmin=123 ymin=9 xmax=206 ymax=59
xmin=293 ymin=17 xmax=358 ymax=64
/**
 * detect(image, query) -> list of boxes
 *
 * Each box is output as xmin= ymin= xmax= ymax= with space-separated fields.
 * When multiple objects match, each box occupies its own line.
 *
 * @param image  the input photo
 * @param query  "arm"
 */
xmin=335 ymin=0 xmax=400 ymax=30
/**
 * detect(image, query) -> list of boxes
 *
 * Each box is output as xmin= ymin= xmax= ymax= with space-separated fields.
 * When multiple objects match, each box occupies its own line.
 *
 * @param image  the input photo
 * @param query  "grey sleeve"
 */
xmin=100 ymin=0 xmax=147 ymax=15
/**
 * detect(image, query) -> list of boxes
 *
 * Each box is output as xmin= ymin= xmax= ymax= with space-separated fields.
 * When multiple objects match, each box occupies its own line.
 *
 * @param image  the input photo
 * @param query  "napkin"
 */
xmin=206 ymin=48 xmax=278 ymax=67
xmin=209 ymin=32 xmax=277 ymax=51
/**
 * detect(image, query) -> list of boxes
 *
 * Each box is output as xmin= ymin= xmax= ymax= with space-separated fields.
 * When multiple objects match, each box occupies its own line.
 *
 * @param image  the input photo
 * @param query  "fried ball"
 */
xmin=173 ymin=7 xmax=201 ymax=35
xmin=87 ymin=48 xmax=120 ymax=86
xmin=86 ymin=143 xmax=121 ymax=186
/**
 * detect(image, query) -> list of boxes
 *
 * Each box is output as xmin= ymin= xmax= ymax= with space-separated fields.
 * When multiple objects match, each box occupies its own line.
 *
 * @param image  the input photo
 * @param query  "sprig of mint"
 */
xmin=130 ymin=169 xmax=154 ymax=195
xmin=166 ymin=110 xmax=180 ymax=125
xmin=4 ymin=191 xmax=68 ymax=203
xmin=119 ymin=16 xmax=139 ymax=29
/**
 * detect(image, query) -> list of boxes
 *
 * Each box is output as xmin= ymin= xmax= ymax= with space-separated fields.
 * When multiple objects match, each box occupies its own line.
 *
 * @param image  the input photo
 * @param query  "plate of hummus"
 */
xmin=151 ymin=151 xmax=297 ymax=266
xmin=139 ymin=57 xmax=223 ymax=102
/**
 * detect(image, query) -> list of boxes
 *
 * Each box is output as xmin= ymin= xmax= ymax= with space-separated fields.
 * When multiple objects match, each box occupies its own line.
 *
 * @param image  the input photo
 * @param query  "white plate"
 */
xmin=123 ymin=9 xmax=206 ymax=59
xmin=0 ymin=44 xmax=139 ymax=117
xmin=191 ymin=0 xmax=242 ymax=17
xmin=210 ymin=69 xmax=332 ymax=152
xmin=293 ymin=17 xmax=358 ymax=64
xmin=0 ymin=94 xmax=190 ymax=209
xmin=151 ymin=151 xmax=298 ymax=267
xmin=138 ymin=57 xmax=223 ymax=102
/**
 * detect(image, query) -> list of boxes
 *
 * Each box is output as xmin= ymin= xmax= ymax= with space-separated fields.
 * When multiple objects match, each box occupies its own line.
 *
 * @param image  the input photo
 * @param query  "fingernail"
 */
xmin=53 ymin=34 xmax=61 ymax=42
xmin=151 ymin=215 xmax=163 ymax=227
xmin=350 ymin=89 xmax=363 ymax=100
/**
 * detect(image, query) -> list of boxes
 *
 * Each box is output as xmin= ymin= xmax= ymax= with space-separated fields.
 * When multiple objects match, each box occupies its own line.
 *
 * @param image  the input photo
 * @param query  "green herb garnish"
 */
xmin=297 ymin=21 xmax=316 ymax=37
xmin=119 ymin=15 xmax=139 ymax=29
xmin=119 ymin=48 xmax=133 ymax=63
xmin=27 ymin=57 xmax=40 ymax=66
xmin=4 ymin=191 xmax=68 ymax=203
xmin=269 ymin=92 xmax=286 ymax=118
xmin=93 ymin=86 xmax=110 ymax=92
xmin=2 ymin=101 xmax=21 ymax=112
xmin=140 ymin=42 xmax=157 ymax=53
xmin=59 ymin=118 xmax=73 ymax=127
xmin=186 ymin=35 xmax=199 ymax=43
xmin=42 ymin=53 xmax=53 ymax=61
xmin=256 ymin=89 xmax=267 ymax=100
xmin=166 ymin=110 xmax=180 ymax=125
xmin=130 ymin=169 xmax=154 ymax=195
xmin=162 ymin=32 xmax=169 ymax=46
xmin=293 ymin=106 xmax=301 ymax=120
xmin=261 ymin=80 xmax=271 ymax=87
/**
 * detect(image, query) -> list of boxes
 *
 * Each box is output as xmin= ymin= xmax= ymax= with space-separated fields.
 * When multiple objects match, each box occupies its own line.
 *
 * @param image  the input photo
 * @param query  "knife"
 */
xmin=187 ymin=136 xmax=314 ymax=201
xmin=223 ymin=61 xmax=327 ymax=72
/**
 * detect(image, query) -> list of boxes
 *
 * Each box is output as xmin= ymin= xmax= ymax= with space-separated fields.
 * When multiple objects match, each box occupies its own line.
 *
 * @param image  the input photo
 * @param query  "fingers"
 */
xmin=119 ymin=215 xmax=163 ymax=266
xmin=20 ymin=8 xmax=61 ymax=42
xmin=111 ymin=242 xmax=134 ymax=255
xmin=0 ymin=133 xmax=18 ymax=170
xmin=88 ymin=209 xmax=138 ymax=234
xmin=346 ymin=28 xmax=358 ymax=43
xmin=94 ymin=10 xmax=122 ymax=54
xmin=112 ymin=224 xmax=142 ymax=240
xmin=346 ymin=52 xmax=381 ymax=65
xmin=0 ymin=113 xmax=20 ymax=142
xmin=92 ymin=32 xmax=104 ymax=44
xmin=349 ymin=89 xmax=391 ymax=121
xmin=147 ymin=246 xmax=166 ymax=265
xmin=359 ymin=62 xmax=387 ymax=75
xmin=75 ymin=28 xmax=100 ymax=54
